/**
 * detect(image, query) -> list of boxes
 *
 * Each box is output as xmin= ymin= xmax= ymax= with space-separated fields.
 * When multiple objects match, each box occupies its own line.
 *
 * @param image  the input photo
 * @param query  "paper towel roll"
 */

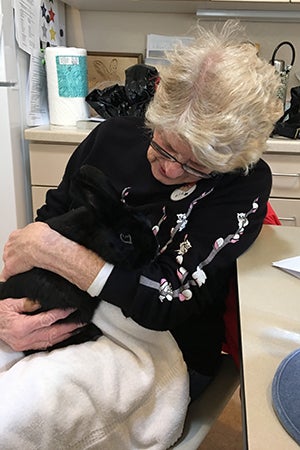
xmin=45 ymin=47 xmax=89 ymax=126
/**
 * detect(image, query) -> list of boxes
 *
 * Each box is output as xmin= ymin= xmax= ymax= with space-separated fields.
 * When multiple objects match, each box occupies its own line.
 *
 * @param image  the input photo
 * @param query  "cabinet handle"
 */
xmin=272 ymin=172 xmax=300 ymax=177
xmin=279 ymin=216 xmax=296 ymax=223
xmin=0 ymin=81 xmax=17 ymax=87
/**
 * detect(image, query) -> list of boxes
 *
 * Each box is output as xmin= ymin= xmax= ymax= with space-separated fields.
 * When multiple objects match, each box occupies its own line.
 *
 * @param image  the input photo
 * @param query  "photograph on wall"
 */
xmin=87 ymin=52 xmax=143 ymax=93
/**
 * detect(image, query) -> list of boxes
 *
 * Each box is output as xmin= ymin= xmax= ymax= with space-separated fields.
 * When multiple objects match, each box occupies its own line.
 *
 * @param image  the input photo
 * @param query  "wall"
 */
xmin=65 ymin=7 xmax=300 ymax=94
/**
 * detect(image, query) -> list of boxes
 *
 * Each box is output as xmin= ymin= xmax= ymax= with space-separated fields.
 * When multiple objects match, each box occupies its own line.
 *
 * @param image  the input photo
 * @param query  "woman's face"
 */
xmin=147 ymin=130 xmax=212 ymax=185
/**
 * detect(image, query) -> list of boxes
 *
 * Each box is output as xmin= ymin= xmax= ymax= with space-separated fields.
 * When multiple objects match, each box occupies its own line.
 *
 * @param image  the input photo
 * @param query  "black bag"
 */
xmin=85 ymin=64 xmax=159 ymax=119
xmin=271 ymin=86 xmax=300 ymax=139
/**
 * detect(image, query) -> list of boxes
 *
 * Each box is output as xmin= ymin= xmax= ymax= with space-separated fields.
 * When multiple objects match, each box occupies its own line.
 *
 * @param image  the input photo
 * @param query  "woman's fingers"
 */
xmin=0 ymin=297 xmax=85 ymax=351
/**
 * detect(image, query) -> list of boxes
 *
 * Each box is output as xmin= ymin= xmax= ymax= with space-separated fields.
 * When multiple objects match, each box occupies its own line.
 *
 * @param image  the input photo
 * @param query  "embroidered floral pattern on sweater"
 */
xmin=158 ymin=279 xmax=173 ymax=302
xmin=152 ymin=206 xmax=167 ymax=236
xmin=193 ymin=197 xmax=259 ymax=278
xmin=120 ymin=187 xmax=131 ymax=203
xmin=176 ymin=235 xmax=192 ymax=265
xmin=176 ymin=214 xmax=188 ymax=232
xmin=140 ymin=197 xmax=260 ymax=303
xmin=159 ymin=188 xmax=214 ymax=254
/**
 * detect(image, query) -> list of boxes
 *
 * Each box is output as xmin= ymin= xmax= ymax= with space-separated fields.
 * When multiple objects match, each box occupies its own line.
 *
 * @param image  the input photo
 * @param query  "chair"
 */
xmin=171 ymin=354 xmax=240 ymax=449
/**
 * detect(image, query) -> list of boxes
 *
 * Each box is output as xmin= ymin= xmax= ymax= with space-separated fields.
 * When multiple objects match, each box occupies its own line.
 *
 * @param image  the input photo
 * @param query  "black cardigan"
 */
xmin=37 ymin=116 xmax=272 ymax=376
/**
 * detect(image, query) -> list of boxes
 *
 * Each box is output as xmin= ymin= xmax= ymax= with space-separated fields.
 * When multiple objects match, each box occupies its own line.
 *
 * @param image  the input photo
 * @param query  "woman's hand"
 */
xmin=1 ymin=222 xmax=51 ymax=281
xmin=0 ymin=223 xmax=104 ymax=351
xmin=0 ymin=297 xmax=84 ymax=351
xmin=1 ymin=222 xmax=105 ymax=291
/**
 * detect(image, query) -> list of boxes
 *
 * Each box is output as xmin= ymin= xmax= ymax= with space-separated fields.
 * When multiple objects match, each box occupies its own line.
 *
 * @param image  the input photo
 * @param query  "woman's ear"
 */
xmin=69 ymin=165 xmax=120 ymax=213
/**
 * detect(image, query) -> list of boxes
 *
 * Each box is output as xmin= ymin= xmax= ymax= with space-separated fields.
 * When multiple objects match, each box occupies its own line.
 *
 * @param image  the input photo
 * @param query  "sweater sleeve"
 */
xmin=99 ymin=160 xmax=272 ymax=331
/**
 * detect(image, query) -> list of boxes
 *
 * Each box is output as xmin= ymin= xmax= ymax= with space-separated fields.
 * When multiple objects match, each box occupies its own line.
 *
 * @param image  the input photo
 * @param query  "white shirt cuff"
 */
xmin=87 ymin=262 xmax=114 ymax=297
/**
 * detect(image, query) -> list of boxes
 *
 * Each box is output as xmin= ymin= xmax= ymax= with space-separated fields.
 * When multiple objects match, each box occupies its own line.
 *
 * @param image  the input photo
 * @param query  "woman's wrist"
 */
xmin=38 ymin=228 xmax=105 ymax=291
xmin=2 ymin=221 xmax=105 ymax=291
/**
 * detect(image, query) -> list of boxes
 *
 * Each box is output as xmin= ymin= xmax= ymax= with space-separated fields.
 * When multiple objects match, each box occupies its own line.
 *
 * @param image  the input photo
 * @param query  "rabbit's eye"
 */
xmin=120 ymin=233 xmax=133 ymax=245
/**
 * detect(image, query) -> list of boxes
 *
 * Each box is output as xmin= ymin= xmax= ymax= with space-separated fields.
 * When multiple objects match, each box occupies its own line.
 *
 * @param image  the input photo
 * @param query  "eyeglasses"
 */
xmin=150 ymin=140 xmax=214 ymax=179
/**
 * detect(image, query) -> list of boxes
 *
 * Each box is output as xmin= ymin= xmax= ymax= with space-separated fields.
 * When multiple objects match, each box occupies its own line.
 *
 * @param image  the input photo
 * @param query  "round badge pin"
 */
xmin=170 ymin=183 xmax=196 ymax=201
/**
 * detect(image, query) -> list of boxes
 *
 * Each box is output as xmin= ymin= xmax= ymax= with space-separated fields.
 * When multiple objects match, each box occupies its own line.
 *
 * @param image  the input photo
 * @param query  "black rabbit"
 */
xmin=0 ymin=165 xmax=159 ymax=351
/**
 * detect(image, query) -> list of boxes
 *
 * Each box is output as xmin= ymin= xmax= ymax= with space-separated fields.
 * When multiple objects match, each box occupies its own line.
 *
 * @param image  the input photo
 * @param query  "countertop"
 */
xmin=238 ymin=225 xmax=300 ymax=449
xmin=24 ymin=124 xmax=94 ymax=144
xmin=24 ymin=123 xmax=300 ymax=153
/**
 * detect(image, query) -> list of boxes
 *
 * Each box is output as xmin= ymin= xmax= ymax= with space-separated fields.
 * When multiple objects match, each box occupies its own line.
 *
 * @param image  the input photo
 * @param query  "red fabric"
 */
xmin=264 ymin=201 xmax=281 ymax=225
xmin=222 ymin=277 xmax=240 ymax=368
xmin=222 ymin=202 xmax=281 ymax=368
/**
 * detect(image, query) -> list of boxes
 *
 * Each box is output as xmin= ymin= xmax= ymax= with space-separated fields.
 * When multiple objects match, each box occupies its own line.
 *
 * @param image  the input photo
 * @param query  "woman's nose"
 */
xmin=163 ymin=160 xmax=185 ymax=178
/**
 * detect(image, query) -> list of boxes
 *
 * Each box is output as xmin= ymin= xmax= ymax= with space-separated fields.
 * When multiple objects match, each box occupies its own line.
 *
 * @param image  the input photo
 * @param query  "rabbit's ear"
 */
xmin=70 ymin=165 xmax=121 ymax=213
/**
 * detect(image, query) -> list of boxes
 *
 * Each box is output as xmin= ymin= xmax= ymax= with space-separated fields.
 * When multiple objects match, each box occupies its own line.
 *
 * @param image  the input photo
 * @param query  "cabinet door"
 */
xmin=30 ymin=143 xmax=77 ymax=186
xmin=263 ymin=154 xmax=300 ymax=199
xmin=31 ymin=186 xmax=53 ymax=218
xmin=269 ymin=198 xmax=300 ymax=227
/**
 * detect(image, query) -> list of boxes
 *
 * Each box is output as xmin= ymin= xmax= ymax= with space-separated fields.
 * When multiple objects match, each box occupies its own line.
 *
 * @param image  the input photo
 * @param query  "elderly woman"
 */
xmin=0 ymin=21 xmax=281 ymax=449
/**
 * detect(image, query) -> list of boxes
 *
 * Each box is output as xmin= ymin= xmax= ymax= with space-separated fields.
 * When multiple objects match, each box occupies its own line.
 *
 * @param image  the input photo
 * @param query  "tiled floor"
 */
xmin=198 ymin=388 xmax=243 ymax=450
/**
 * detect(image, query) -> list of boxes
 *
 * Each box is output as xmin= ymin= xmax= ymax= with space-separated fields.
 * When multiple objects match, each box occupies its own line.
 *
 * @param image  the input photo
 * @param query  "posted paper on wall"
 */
xmin=14 ymin=0 xmax=40 ymax=54
xmin=26 ymin=48 xmax=49 ymax=126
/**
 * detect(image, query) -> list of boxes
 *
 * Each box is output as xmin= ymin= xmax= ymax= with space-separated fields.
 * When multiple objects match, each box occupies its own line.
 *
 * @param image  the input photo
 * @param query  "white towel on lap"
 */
xmin=0 ymin=301 xmax=189 ymax=449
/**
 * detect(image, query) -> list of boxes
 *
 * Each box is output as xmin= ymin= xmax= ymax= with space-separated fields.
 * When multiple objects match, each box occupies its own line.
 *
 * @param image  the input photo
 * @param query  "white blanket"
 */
xmin=0 ymin=301 xmax=189 ymax=449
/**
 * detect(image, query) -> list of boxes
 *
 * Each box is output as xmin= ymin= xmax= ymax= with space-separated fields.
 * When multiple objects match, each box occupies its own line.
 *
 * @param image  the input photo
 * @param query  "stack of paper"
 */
xmin=272 ymin=256 xmax=300 ymax=279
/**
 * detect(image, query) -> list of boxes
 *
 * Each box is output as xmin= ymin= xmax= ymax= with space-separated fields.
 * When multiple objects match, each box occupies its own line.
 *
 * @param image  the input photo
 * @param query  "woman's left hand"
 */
xmin=0 ymin=297 xmax=83 ymax=352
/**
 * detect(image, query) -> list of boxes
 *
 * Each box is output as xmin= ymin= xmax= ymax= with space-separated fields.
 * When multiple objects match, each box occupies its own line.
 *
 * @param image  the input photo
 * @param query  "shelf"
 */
xmin=63 ymin=0 xmax=204 ymax=14
xmin=63 ymin=0 xmax=300 ymax=13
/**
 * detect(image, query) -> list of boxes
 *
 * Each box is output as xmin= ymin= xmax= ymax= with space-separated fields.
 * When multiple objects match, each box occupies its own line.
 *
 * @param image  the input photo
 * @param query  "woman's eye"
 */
xmin=120 ymin=233 xmax=133 ymax=245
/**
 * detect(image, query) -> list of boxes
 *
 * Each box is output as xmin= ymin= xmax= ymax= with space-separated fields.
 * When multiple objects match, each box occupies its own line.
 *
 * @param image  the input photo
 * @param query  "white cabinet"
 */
xmin=25 ymin=127 xmax=300 ymax=226
xmin=264 ymin=140 xmax=300 ymax=226
xmin=268 ymin=198 xmax=300 ymax=226
xmin=24 ymin=126 xmax=89 ymax=218
xmin=29 ymin=142 xmax=77 ymax=215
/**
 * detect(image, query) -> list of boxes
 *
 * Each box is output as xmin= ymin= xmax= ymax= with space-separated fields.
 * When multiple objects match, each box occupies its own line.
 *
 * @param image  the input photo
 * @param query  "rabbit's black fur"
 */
xmin=0 ymin=165 xmax=159 ymax=351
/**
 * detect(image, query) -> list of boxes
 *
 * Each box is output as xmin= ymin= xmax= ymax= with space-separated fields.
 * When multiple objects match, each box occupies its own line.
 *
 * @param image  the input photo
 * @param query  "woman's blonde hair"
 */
xmin=145 ymin=21 xmax=282 ymax=173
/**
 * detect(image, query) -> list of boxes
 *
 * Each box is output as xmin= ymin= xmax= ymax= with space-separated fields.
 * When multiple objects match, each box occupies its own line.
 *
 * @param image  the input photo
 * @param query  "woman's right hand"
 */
xmin=1 ymin=222 xmax=104 ymax=292
xmin=1 ymin=222 xmax=51 ymax=281
xmin=0 ymin=297 xmax=84 ymax=352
